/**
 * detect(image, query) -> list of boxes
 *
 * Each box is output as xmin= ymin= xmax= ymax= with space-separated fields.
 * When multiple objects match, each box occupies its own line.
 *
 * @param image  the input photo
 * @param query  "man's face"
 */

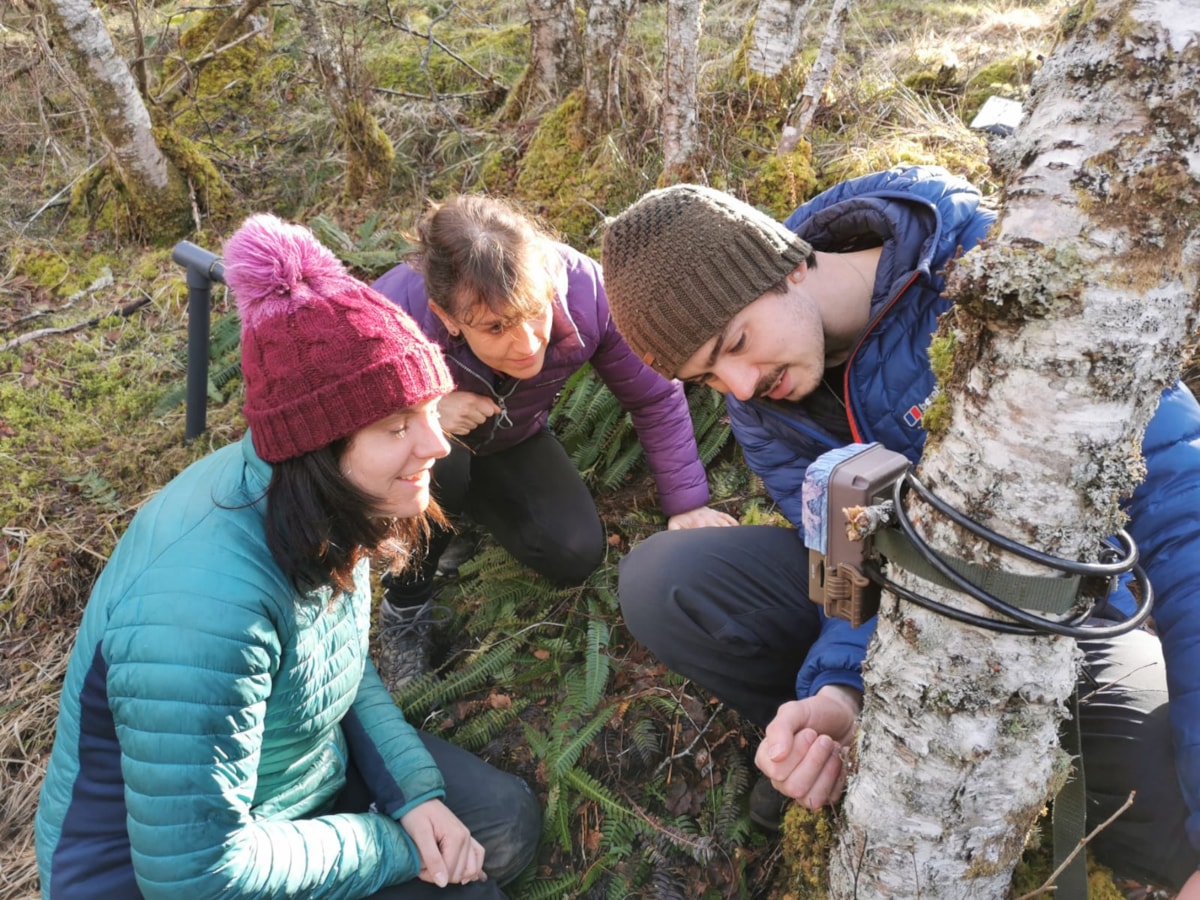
xmin=675 ymin=269 xmax=827 ymax=403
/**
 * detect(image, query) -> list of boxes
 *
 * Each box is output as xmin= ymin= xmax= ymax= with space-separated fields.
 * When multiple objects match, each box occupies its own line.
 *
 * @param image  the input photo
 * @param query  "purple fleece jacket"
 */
xmin=372 ymin=243 xmax=710 ymax=517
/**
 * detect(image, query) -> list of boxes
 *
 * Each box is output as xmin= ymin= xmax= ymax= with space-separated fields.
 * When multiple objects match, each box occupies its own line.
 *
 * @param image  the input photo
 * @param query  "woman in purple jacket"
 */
xmin=370 ymin=196 xmax=736 ymax=688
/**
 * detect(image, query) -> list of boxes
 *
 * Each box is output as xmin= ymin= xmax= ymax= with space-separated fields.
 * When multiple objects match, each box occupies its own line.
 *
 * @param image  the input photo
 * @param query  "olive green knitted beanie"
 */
xmin=602 ymin=184 xmax=812 ymax=378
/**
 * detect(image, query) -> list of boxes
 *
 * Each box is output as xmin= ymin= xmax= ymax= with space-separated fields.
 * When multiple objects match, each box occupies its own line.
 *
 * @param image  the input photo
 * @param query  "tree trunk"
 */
xmin=581 ymin=0 xmax=633 ymax=131
xmin=526 ymin=0 xmax=580 ymax=104
xmin=292 ymin=0 xmax=394 ymax=199
xmin=38 ymin=0 xmax=192 ymax=241
xmin=776 ymin=0 xmax=850 ymax=155
xmin=747 ymin=0 xmax=812 ymax=77
xmin=660 ymin=0 xmax=701 ymax=182
xmin=829 ymin=3 xmax=1200 ymax=896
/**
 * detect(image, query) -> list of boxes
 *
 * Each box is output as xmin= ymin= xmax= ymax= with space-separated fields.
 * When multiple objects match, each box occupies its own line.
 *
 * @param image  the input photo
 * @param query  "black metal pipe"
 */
xmin=171 ymin=241 xmax=226 ymax=441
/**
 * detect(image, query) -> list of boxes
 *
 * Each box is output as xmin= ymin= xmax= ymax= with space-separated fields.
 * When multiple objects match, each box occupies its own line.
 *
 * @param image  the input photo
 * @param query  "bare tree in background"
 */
xmin=747 ymin=0 xmax=813 ymax=77
xmin=776 ymin=0 xmax=849 ymax=154
xmin=660 ymin=0 xmax=701 ymax=182
xmin=293 ymin=0 xmax=394 ymax=199
xmin=580 ymin=0 xmax=634 ymax=131
xmin=526 ymin=0 xmax=580 ymax=105
xmin=37 ymin=0 xmax=192 ymax=242
xmin=829 ymin=2 xmax=1199 ymax=896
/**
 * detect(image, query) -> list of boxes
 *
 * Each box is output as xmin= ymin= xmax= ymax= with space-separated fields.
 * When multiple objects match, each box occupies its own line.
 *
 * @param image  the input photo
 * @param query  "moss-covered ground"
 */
xmin=0 ymin=0 xmax=1187 ymax=896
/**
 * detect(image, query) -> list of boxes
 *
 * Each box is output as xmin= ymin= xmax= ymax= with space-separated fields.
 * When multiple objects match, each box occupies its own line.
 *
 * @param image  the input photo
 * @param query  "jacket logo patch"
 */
xmin=903 ymin=387 xmax=940 ymax=428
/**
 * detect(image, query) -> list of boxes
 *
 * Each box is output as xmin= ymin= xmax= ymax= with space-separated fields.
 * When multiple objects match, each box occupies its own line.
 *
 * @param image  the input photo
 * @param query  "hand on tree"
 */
xmin=666 ymin=505 xmax=739 ymax=529
xmin=754 ymin=685 xmax=862 ymax=809
xmin=437 ymin=391 xmax=501 ymax=436
xmin=399 ymin=799 xmax=487 ymax=887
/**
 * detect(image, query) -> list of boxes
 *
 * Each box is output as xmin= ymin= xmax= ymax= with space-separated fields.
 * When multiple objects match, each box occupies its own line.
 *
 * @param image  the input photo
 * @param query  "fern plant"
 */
xmin=548 ymin=365 xmax=733 ymax=498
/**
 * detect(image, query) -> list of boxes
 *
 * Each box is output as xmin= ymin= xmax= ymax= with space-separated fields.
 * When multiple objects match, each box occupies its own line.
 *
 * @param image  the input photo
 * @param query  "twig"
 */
xmin=652 ymin=701 xmax=724 ymax=777
xmin=0 ymin=294 xmax=152 ymax=353
xmin=1013 ymin=790 xmax=1136 ymax=900
xmin=22 ymin=157 xmax=106 ymax=234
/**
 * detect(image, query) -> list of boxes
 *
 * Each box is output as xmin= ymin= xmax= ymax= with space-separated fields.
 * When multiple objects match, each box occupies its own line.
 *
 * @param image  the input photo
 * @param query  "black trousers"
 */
xmin=387 ymin=430 xmax=606 ymax=606
xmin=335 ymin=732 xmax=542 ymax=898
xmin=618 ymin=524 xmax=1198 ymax=889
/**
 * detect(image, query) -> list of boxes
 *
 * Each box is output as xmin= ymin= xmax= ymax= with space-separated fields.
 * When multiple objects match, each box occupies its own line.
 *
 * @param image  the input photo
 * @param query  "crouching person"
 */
xmin=35 ymin=214 xmax=541 ymax=899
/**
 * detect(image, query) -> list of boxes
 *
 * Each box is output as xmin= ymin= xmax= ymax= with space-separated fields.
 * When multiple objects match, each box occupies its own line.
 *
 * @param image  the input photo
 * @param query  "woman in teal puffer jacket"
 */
xmin=34 ymin=214 xmax=541 ymax=899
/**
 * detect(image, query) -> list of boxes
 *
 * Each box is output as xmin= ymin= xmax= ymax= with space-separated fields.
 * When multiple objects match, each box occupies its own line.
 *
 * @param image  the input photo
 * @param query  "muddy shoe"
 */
xmin=749 ymin=775 xmax=789 ymax=832
xmin=378 ymin=597 xmax=439 ymax=692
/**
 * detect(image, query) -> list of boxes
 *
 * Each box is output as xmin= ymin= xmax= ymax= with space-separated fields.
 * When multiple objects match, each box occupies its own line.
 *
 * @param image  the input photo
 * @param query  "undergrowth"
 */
xmin=1 ymin=0 xmax=1151 ymax=897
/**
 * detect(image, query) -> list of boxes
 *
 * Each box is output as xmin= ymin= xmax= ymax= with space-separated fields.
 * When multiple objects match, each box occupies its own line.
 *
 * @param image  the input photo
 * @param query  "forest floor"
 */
xmin=1 ymin=0 xmax=1194 ymax=896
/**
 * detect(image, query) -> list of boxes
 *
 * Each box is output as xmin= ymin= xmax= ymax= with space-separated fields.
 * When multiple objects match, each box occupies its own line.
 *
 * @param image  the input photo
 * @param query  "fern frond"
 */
xmin=583 ymin=616 xmax=611 ymax=709
xmin=395 ymin=640 xmax=518 ymax=717
xmin=448 ymin=700 xmax=530 ymax=752
xmin=563 ymin=767 xmax=637 ymax=822
xmin=551 ymin=707 xmax=613 ymax=779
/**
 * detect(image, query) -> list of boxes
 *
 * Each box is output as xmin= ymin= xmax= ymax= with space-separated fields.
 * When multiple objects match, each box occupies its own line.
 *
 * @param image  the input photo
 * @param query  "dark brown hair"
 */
xmin=407 ymin=195 xmax=559 ymax=326
xmin=263 ymin=439 xmax=445 ymax=593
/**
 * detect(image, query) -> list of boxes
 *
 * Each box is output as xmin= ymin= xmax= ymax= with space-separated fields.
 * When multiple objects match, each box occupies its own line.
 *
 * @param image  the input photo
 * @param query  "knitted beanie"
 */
xmin=602 ymin=185 xmax=812 ymax=378
xmin=222 ymin=213 xmax=453 ymax=463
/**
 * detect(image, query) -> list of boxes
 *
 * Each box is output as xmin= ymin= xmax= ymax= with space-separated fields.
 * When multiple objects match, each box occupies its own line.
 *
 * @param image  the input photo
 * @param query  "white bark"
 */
xmin=525 ymin=0 xmax=580 ymax=104
xmin=581 ymin=0 xmax=633 ymax=129
xmin=777 ymin=0 xmax=850 ymax=154
xmin=830 ymin=2 xmax=1200 ymax=896
xmin=747 ymin=0 xmax=812 ymax=77
xmin=661 ymin=0 xmax=701 ymax=177
xmin=38 ymin=0 xmax=172 ymax=190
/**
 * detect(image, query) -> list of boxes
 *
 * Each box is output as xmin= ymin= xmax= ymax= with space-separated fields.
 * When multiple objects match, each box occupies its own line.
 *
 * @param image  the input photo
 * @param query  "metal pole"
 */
xmin=171 ymin=241 xmax=226 ymax=441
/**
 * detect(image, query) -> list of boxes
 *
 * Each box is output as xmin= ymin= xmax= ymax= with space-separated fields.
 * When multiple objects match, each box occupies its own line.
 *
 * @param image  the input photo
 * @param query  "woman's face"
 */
xmin=341 ymin=398 xmax=450 ymax=518
xmin=436 ymin=301 xmax=554 ymax=379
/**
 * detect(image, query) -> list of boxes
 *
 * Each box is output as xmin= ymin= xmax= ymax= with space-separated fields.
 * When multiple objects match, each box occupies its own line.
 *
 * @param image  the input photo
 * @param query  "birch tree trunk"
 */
xmin=829 ymin=3 xmax=1200 ymax=896
xmin=581 ymin=0 xmax=633 ymax=131
xmin=776 ymin=0 xmax=850 ymax=155
xmin=747 ymin=0 xmax=812 ymax=77
xmin=660 ymin=0 xmax=701 ymax=182
xmin=527 ymin=0 xmax=580 ymax=103
xmin=38 ymin=0 xmax=192 ymax=241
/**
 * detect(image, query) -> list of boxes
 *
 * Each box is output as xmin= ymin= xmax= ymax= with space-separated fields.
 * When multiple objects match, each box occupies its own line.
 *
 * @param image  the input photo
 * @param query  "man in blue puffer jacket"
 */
xmin=601 ymin=166 xmax=1200 ymax=893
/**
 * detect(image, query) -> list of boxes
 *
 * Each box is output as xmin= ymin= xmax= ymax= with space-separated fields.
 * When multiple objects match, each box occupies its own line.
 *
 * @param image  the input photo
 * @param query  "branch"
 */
xmin=0 ymin=294 xmax=153 ymax=353
xmin=1012 ymin=791 xmax=1136 ymax=900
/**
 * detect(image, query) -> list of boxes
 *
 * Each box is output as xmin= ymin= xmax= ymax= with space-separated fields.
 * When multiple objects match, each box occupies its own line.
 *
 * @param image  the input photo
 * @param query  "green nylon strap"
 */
xmin=1054 ymin=691 xmax=1089 ymax=899
xmin=873 ymin=527 xmax=1082 ymax=614
xmin=871 ymin=526 xmax=1088 ymax=898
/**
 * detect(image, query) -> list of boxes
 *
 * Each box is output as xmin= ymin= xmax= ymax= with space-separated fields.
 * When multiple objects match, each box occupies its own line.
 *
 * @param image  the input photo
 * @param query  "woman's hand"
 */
xmin=438 ymin=391 xmax=501 ymax=436
xmin=753 ymin=685 xmax=862 ymax=809
xmin=667 ymin=505 xmax=739 ymax=529
xmin=399 ymin=799 xmax=487 ymax=887
xmin=1178 ymin=871 xmax=1200 ymax=900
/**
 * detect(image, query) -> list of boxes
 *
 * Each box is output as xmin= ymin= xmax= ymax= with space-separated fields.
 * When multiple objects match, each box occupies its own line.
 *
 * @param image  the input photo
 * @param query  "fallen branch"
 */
xmin=0 ymin=294 xmax=153 ymax=352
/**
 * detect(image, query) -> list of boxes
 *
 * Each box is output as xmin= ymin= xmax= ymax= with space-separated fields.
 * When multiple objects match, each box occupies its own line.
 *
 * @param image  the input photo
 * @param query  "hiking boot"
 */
xmin=749 ymin=775 xmax=789 ymax=832
xmin=378 ymin=597 xmax=438 ymax=692
xmin=435 ymin=530 xmax=483 ymax=578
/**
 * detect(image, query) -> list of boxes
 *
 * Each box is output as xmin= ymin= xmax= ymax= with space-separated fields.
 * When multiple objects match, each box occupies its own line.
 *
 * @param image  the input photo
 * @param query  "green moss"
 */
xmin=513 ymin=91 xmax=643 ymax=247
xmin=368 ymin=23 xmax=526 ymax=102
xmin=777 ymin=806 xmax=834 ymax=897
xmin=962 ymin=51 xmax=1040 ymax=122
xmin=748 ymin=145 xmax=818 ymax=220
xmin=900 ymin=47 xmax=962 ymax=94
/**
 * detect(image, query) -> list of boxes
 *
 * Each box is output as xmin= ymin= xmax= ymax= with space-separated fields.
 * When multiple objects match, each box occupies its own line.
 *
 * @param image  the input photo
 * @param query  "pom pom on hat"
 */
xmin=223 ymin=213 xmax=453 ymax=463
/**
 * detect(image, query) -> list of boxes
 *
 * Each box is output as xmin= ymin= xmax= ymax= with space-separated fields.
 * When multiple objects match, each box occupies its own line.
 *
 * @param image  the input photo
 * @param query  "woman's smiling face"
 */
xmin=340 ymin=398 xmax=450 ymax=518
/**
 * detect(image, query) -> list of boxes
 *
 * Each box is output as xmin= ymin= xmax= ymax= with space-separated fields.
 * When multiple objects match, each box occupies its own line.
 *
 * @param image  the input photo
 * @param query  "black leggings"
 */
xmin=387 ymin=430 xmax=606 ymax=605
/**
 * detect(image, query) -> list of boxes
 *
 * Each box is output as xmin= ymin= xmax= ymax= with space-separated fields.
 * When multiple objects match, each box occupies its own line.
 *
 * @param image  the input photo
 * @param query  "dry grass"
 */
xmin=2 ymin=0 xmax=1190 ymax=897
